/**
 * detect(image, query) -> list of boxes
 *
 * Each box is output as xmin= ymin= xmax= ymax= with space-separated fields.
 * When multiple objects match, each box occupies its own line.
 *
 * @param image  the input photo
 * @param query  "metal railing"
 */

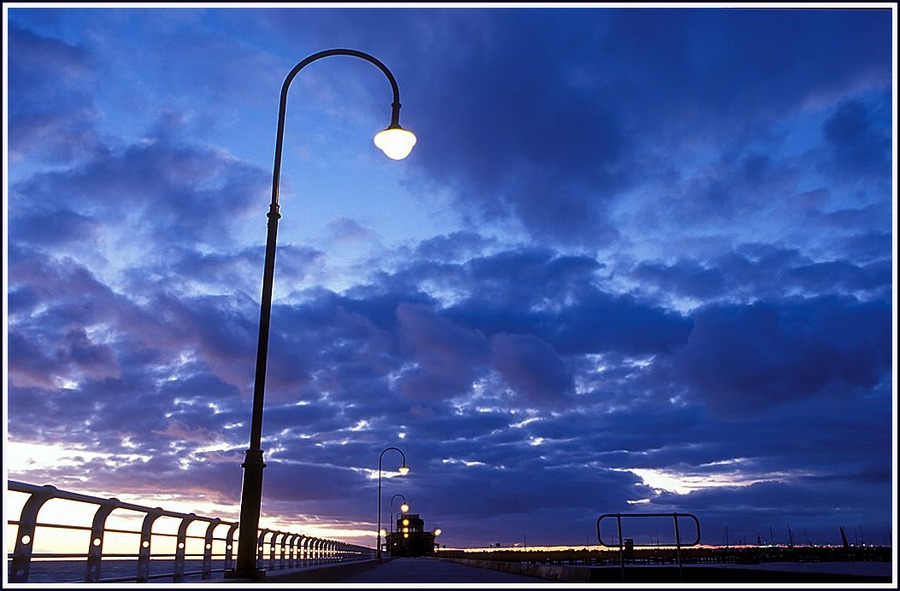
xmin=597 ymin=511 xmax=701 ymax=582
xmin=6 ymin=480 xmax=375 ymax=583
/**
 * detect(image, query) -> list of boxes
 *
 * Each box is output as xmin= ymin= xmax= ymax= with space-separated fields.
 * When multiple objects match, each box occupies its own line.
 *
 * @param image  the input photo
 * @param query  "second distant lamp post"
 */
xmin=389 ymin=493 xmax=410 ymax=556
xmin=231 ymin=49 xmax=416 ymax=580
xmin=377 ymin=447 xmax=409 ymax=558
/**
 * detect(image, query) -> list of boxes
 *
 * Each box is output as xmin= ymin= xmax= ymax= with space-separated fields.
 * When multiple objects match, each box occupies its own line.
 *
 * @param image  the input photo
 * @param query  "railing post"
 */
xmin=202 ymin=519 xmax=221 ymax=580
xmin=224 ymin=522 xmax=239 ymax=572
xmin=269 ymin=531 xmax=279 ymax=571
xmin=137 ymin=509 xmax=163 ymax=582
xmin=287 ymin=533 xmax=299 ymax=567
xmin=256 ymin=528 xmax=268 ymax=570
xmin=85 ymin=501 xmax=118 ymax=583
xmin=673 ymin=512 xmax=683 ymax=582
xmin=616 ymin=513 xmax=625 ymax=582
xmin=173 ymin=514 xmax=196 ymax=583
xmin=267 ymin=531 xmax=274 ymax=571
xmin=301 ymin=536 xmax=311 ymax=565
xmin=279 ymin=532 xmax=289 ymax=569
xmin=9 ymin=484 xmax=57 ymax=583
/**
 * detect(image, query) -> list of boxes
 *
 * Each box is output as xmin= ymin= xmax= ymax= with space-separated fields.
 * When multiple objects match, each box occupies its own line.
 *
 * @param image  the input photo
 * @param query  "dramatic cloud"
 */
xmin=672 ymin=296 xmax=892 ymax=419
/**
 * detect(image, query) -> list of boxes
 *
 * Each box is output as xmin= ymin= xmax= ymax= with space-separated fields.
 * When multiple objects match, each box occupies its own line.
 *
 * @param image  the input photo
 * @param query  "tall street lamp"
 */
xmin=389 ymin=494 xmax=409 ymax=556
xmin=377 ymin=447 xmax=409 ymax=559
xmin=231 ymin=49 xmax=416 ymax=580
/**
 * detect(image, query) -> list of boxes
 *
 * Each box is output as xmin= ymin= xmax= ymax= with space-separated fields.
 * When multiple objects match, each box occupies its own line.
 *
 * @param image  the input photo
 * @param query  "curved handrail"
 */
xmin=596 ymin=512 xmax=701 ymax=583
xmin=7 ymin=480 xmax=374 ymax=583
xmin=597 ymin=512 xmax=701 ymax=547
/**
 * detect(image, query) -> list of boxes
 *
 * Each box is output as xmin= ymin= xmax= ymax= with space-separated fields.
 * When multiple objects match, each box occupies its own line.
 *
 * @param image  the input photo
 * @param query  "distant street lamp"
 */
xmin=433 ymin=527 xmax=443 ymax=553
xmin=230 ymin=49 xmax=416 ymax=580
xmin=377 ymin=447 xmax=409 ymax=558
xmin=389 ymin=494 xmax=409 ymax=556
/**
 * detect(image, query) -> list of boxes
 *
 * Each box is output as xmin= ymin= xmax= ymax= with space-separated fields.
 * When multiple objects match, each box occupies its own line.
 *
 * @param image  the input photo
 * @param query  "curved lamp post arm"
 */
xmin=388 ymin=493 xmax=409 ymax=556
xmin=378 ymin=446 xmax=409 ymax=472
xmin=250 ymin=49 xmax=411 ymax=454
xmin=269 ymin=48 xmax=407 ymax=222
xmin=376 ymin=447 xmax=408 ymax=558
xmin=390 ymin=493 xmax=408 ymax=510
xmin=233 ymin=49 xmax=413 ymax=580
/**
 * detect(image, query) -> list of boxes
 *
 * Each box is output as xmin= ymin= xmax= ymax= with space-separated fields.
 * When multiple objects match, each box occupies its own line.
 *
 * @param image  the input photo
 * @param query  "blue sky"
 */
xmin=4 ymin=4 xmax=896 ymax=551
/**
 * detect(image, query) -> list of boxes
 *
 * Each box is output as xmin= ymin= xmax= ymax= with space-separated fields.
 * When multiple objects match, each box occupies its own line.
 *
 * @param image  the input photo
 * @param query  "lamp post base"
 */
xmin=224 ymin=568 xmax=266 ymax=582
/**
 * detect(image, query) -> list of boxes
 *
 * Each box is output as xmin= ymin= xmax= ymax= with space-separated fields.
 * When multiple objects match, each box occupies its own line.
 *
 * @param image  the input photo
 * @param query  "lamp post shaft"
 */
xmin=377 ymin=467 xmax=383 ymax=558
xmin=232 ymin=49 xmax=409 ymax=580
xmin=376 ymin=447 xmax=407 ymax=559
xmin=389 ymin=493 xmax=407 ymax=558
xmin=233 ymin=202 xmax=278 ymax=578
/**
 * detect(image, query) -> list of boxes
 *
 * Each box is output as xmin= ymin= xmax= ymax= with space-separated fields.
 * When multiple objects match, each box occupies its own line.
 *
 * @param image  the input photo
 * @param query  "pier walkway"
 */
xmin=336 ymin=557 xmax=545 ymax=583
xmin=263 ymin=557 xmax=546 ymax=584
xmin=249 ymin=557 xmax=895 ymax=585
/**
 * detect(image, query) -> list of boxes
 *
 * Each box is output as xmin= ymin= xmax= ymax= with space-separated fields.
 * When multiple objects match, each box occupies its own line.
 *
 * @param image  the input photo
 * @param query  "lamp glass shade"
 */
xmin=398 ymin=465 xmax=410 ymax=476
xmin=374 ymin=127 xmax=416 ymax=160
xmin=400 ymin=503 xmax=409 ymax=513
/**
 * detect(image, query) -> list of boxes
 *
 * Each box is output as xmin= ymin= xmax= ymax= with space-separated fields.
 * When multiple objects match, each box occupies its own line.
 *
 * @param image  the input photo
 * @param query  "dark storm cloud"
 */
xmin=268 ymin=247 xmax=694 ymax=414
xmin=13 ymin=209 xmax=102 ymax=247
xmin=7 ymin=243 xmax=261 ymax=451
xmin=6 ymin=23 xmax=103 ymax=163
xmin=414 ymin=230 xmax=496 ymax=261
xmin=416 ymin=247 xmax=693 ymax=356
xmin=7 ymin=249 xmax=124 ymax=388
xmin=490 ymin=332 xmax=574 ymax=407
xmin=13 ymin=136 xmax=268 ymax=247
xmin=395 ymin=302 xmax=489 ymax=401
xmin=632 ymin=243 xmax=892 ymax=302
xmin=400 ymin=8 xmax=892 ymax=245
xmin=408 ymin=10 xmax=629 ymax=245
xmin=672 ymin=296 xmax=892 ymax=420
xmin=821 ymin=98 xmax=893 ymax=180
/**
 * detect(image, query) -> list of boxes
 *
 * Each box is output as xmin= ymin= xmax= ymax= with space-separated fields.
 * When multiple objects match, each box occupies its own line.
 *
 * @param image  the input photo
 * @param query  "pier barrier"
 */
xmin=597 ymin=511 xmax=701 ymax=582
xmin=6 ymin=480 xmax=374 ymax=583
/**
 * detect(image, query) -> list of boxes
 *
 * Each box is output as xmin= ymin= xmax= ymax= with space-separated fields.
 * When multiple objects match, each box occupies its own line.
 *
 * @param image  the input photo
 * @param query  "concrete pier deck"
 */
xmin=232 ymin=557 xmax=894 ymax=585
xmin=262 ymin=557 xmax=546 ymax=584
xmin=335 ymin=557 xmax=546 ymax=583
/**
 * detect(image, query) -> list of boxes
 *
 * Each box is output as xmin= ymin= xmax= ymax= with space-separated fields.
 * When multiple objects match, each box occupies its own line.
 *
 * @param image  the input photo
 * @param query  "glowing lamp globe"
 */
xmin=398 ymin=464 xmax=410 ymax=476
xmin=374 ymin=126 xmax=417 ymax=160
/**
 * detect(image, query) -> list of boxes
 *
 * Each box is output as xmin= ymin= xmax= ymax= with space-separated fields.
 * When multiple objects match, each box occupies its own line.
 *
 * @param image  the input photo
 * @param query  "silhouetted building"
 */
xmin=386 ymin=513 xmax=437 ymax=557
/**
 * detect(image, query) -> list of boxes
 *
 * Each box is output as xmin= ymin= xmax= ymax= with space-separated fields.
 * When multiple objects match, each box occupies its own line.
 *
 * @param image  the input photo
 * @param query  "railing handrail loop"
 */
xmin=7 ymin=480 xmax=374 ymax=583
